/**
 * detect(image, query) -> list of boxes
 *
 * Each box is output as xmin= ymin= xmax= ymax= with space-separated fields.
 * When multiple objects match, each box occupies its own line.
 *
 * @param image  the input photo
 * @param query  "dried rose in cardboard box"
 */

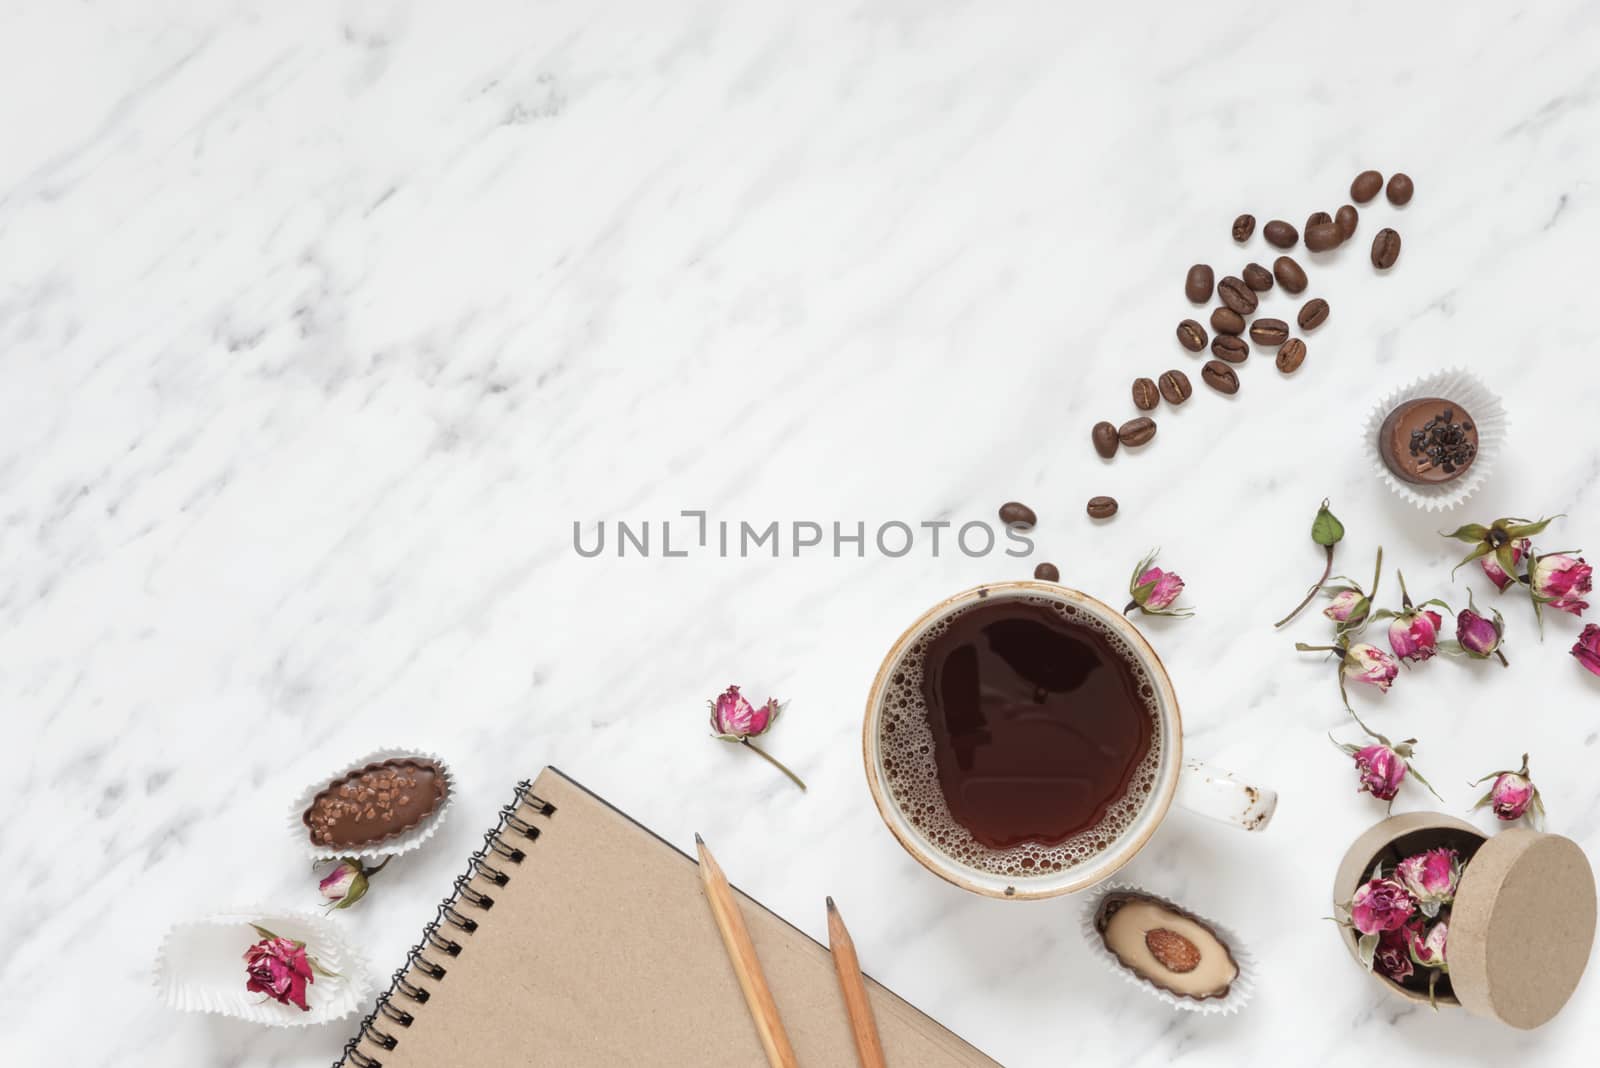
xmin=1333 ymin=812 xmax=1597 ymax=1029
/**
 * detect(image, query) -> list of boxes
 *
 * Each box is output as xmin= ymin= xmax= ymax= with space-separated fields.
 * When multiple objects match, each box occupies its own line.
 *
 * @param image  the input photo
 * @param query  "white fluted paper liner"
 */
xmin=289 ymin=746 xmax=456 ymax=862
xmin=1080 ymin=882 xmax=1256 ymax=1016
xmin=155 ymin=908 xmax=373 ymax=1027
xmin=1363 ymin=368 xmax=1508 ymax=512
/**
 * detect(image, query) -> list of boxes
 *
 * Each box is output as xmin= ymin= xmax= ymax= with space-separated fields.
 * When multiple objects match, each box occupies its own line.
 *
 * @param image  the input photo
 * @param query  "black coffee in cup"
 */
xmin=919 ymin=598 xmax=1154 ymax=849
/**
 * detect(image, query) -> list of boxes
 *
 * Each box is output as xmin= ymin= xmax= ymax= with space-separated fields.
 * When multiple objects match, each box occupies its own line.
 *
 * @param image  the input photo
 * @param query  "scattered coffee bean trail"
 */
xmin=1081 ymin=168 xmax=1413 ymax=520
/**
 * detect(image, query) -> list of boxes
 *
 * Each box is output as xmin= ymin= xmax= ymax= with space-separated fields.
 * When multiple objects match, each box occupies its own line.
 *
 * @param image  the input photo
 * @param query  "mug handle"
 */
xmin=1173 ymin=760 xmax=1277 ymax=832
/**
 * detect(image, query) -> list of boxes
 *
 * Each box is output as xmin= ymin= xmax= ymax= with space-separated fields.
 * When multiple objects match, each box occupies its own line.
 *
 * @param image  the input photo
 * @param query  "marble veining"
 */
xmin=4 ymin=3 xmax=1600 ymax=1065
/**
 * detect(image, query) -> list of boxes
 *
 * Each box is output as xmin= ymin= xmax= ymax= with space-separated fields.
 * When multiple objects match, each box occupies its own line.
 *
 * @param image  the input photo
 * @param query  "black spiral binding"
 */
xmin=338 ymin=781 xmax=556 ymax=1068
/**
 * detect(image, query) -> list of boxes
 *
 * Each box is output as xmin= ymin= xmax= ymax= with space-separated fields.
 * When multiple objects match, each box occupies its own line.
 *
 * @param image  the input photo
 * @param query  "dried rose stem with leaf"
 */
xmin=1275 ymin=499 xmax=1345 ymax=628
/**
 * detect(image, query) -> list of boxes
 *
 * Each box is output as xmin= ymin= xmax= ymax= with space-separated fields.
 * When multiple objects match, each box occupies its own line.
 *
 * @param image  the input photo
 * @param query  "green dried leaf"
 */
xmin=1449 ymin=542 xmax=1493 ymax=577
xmin=1311 ymin=500 xmax=1345 ymax=547
xmin=1504 ymin=515 xmax=1560 ymax=539
xmin=1442 ymin=523 xmax=1488 ymax=543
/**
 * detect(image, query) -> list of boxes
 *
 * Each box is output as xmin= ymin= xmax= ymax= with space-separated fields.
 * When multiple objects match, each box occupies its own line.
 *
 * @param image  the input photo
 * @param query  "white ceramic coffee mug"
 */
xmin=862 ymin=581 xmax=1276 ymax=899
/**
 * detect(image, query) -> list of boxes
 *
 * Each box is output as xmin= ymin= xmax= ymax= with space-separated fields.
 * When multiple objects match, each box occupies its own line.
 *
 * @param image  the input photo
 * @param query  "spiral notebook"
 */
xmin=338 ymin=767 xmax=998 ymax=1067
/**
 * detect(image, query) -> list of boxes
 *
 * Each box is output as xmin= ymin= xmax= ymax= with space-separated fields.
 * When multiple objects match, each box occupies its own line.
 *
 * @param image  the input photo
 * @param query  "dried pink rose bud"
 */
xmin=1124 ymin=549 xmax=1192 ymax=617
xmin=243 ymin=928 xmax=320 ymax=1012
xmin=1388 ymin=610 xmax=1443 ymax=663
xmin=1408 ymin=918 xmax=1448 ymax=970
xmin=1351 ymin=875 xmax=1416 ymax=936
xmin=1374 ymin=924 xmax=1417 ymax=983
xmin=1573 ymin=624 xmax=1600 ymax=678
xmin=1352 ymin=743 xmax=1406 ymax=801
xmin=1344 ymin=643 xmax=1398 ymax=693
xmin=1447 ymin=590 xmax=1508 ymax=666
xmin=1480 ymin=537 xmax=1530 ymax=592
xmin=1529 ymin=552 xmax=1592 ymax=617
xmin=709 ymin=685 xmax=779 ymax=740
xmin=1324 ymin=589 xmax=1368 ymax=625
xmin=708 ymin=685 xmax=805 ymax=790
xmin=1394 ymin=848 xmax=1460 ymax=917
xmin=1472 ymin=754 xmax=1543 ymax=826
xmin=317 ymin=856 xmax=388 ymax=910
xmin=1331 ymin=713 xmax=1441 ymax=810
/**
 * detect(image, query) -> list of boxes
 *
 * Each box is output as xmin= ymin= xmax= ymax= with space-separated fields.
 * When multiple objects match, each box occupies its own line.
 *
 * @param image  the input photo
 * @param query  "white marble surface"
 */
xmin=5 ymin=3 xmax=1600 ymax=1065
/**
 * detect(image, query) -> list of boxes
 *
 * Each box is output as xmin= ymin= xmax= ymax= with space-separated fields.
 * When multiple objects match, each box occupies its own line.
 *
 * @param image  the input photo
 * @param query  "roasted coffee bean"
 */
xmin=1335 ymin=204 xmax=1359 ymax=240
xmin=1033 ymin=561 xmax=1060 ymax=582
xmin=1371 ymin=228 xmax=1401 ymax=269
xmin=1201 ymin=359 xmax=1240 ymax=395
xmin=1210 ymin=306 xmax=1245 ymax=336
xmin=1351 ymin=170 xmax=1383 ymax=203
xmin=1176 ymin=319 xmax=1207 ymax=352
xmin=1249 ymin=317 xmax=1290 ymax=346
xmin=1298 ymin=297 xmax=1330 ymax=331
xmin=1231 ymin=213 xmax=1255 ymax=242
xmin=1263 ymin=219 xmax=1298 ymax=249
xmin=1217 ymin=275 xmax=1258 ymax=315
xmin=1086 ymin=496 xmax=1119 ymax=520
xmin=999 ymin=501 xmax=1037 ymax=529
xmin=1275 ymin=338 xmax=1307 ymax=374
xmin=1092 ymin=420 xmax=1119 ymax=459
xmin=1158 ymin=369 xmax=1192 ymax=405
xmin=1305 ymin=222 xmax=1342 ymax=252
xmin=1132 ymin=377 xmax=1160 ymax=411
xmin=1118 ymin=416 xmax=1156 ymax=447
xmin=1185 ymin=264 xmax=1215 ymax=303
xmin=1211 ymin=334 xmax=1249 ymax=363
xmin=1387 ymin=172 xmax=1414 ymax=205
xmin=1305 ymin=210 xmax=1332 ymax=231
xmin=1242 ymin=262 xmax=1273 ymax=291
xmin=1273 ymin=255 xmax=1308 ymax=294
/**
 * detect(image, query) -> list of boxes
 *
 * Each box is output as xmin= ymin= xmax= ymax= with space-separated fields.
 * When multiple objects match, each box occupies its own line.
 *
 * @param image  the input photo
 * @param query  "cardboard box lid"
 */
xmin=1449 ymin=828 xmax=1597 ymax=1029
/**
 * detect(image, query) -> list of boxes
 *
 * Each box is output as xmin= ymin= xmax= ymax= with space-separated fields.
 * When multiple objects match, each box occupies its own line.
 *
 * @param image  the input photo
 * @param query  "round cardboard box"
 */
xmin=1333 ymin=813 xmax=1597 ymax=1029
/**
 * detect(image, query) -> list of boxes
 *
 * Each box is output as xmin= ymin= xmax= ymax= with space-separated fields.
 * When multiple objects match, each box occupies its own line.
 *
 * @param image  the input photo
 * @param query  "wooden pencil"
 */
xmin=826 ymin=896 xmax=888 ymax=1068
xmin=694 ymin=834 xmax=800 ymax=1068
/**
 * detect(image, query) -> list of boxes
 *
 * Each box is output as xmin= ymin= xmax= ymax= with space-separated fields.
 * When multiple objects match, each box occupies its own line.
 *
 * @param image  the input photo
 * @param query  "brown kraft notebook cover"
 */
xmin=339 ymin=766 xmax=1000 ymax=1067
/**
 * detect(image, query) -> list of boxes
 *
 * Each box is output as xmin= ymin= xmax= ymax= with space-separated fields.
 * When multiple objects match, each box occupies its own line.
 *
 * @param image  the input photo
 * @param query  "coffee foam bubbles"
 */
xmin=878 ymin=595 xmax=1163 ymax=879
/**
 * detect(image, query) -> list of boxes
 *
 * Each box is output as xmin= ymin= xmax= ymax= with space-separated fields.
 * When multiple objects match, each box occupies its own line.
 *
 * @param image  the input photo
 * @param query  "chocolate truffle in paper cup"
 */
xmin=290 ymin=747 xmax=455 ymax=861
xmin=1333 ymin=813 xmax=1596 ymax=1028
xmin=1080 ymin=882 xmax=1255 ymax=1015
xmin=1362 ymin=368 xmax=1507 ymax=511
xmin=155 ymin=908 xmax=374 ymax=1027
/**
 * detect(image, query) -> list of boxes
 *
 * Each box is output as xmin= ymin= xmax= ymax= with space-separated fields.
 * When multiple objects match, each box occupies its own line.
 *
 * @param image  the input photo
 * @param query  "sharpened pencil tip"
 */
xmin=826 ymin=896 xmax=836 ymax=912
xmin=694 ymin=832 xmax=704 ymax=846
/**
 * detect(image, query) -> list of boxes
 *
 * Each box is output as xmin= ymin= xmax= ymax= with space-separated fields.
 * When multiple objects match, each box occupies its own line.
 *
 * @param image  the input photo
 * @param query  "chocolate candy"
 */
xmin=1095 ymin=891 xmax=1240 ymax=1001
xmin=1378 ymin=398 xmax=1478 ymax=484
xmin=303 ymin=758 xmax=447 ymax=849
